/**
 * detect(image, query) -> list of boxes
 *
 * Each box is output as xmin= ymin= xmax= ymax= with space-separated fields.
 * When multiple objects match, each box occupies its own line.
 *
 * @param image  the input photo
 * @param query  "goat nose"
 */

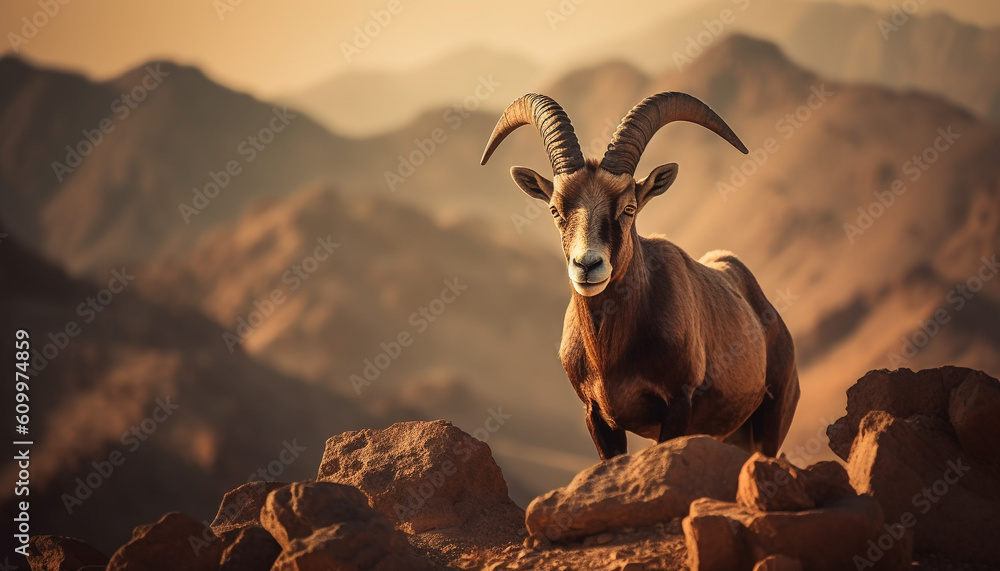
xmin=573 ymin=255 xmax=603 ymax=273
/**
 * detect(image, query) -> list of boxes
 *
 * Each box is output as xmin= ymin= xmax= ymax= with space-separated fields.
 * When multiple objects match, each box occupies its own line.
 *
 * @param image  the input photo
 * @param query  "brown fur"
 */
xmin=516 ymin=161 xmax=799 ymax=460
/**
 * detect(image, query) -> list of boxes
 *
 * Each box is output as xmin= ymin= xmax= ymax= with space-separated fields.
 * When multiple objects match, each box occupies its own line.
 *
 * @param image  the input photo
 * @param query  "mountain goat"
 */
xmin=481 ymin=92 xmax=799 ymax=459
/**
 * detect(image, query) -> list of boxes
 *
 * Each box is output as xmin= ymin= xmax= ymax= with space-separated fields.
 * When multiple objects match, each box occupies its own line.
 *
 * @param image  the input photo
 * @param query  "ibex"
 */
xmin=481 ymin=92 xmax=799 ymax=459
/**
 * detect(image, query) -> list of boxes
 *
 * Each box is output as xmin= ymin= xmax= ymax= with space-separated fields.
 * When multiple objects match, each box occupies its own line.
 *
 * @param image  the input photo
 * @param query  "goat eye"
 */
xmin=550 ymin=206 xmax=562 ymax=219
xmin=623 ymin=205 xmax=637 ymax=216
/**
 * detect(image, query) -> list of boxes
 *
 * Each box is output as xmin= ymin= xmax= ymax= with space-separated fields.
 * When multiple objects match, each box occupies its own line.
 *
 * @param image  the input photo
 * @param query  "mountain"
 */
xmin=281 ymin=47 xmax=546 ymax=137
xmin=0 ymin=56 xmax=365 ymax=273
xmin=0 ymin=229 xmax=387 ymax=554
xmin=604 ymin=0 xmax=1000 ymax=122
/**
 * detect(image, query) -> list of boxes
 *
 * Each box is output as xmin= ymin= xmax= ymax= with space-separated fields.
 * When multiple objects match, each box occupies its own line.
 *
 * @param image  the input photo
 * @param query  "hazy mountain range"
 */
xmin=286 ymin=0 xmax=1000 ymax=138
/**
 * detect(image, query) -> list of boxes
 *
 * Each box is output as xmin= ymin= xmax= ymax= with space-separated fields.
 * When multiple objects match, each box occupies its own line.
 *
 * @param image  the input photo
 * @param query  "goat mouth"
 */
xmin=571 ymin=277 xmax=610 ymax=296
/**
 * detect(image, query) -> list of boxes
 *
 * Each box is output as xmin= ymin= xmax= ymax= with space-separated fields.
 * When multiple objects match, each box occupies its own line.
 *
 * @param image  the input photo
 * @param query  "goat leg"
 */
xmin=586 ymin=403 xmax=627 ymax=460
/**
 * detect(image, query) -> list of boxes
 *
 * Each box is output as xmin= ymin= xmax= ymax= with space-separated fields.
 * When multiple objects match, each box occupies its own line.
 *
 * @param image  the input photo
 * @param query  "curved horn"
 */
xmin=600 ymin=92 xmax=748 ymax=176
xmin=480 ymin=93 xmax=585 ymax=176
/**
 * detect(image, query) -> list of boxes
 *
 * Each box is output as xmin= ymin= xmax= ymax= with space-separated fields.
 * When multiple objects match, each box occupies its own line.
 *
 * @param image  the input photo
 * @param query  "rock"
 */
xmin=526 ymin=435 xmax=750 ymax=543
xmin=683 ymin=495 xmax=911 ymax=571
xmin=736 ymin=453 xmax=813 ymax=512
xmin=26 ymin=535 xmax=109 ymax=570
xmin=826 ymin=367 xmax=976 ymax=460
xmin=796 ymin=461 xmax=856 ymax=506
xmin=844 ymin=409 xmax=1000 ymax=565
xmin=259 ymin=481 xmax=379 ymax=548
xmin=260 ymin=481 xmax=432 ymax=570
xmin=948 ymin=370 xmax=1000 ymax=477
xmin=107 ymin=512 xmax=223 ymax=571
xmin=317 ymin=420 xmax=524 ymax=544
xmin=753 ymin=554 xmax=802 ymax=571
xmin=218 ymin=527 xmax=281 ymax=571
xmin=210 ymin=480 xmax=289 ymax=536
xmin=271 ymin=521 xmax=433 ymax=571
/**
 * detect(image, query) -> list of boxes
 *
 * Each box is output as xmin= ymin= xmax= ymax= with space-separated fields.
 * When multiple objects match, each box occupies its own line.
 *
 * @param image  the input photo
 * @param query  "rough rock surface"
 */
xmin=261 ymin=480 xmax=431 ymax=570
xmin=106 ymin=512 xmax=223 ymax=571
xmin=218 ymin=526 xmax=282 ymax=571
xmin=829 ymin=367 xmax=1000 ymax=566
xmin=736 ymin=453 xmax=813 ymax=512
xmin=26 ymin=535 xmax=109 ymax=570
xmin=271 ymin=521 xmax=432 ymax=571
xmin=260 ymin=481 xmax=376 ymax=548
xmin=948 ymin=370 xmax=1000 ymax=477
xmin=683 ymin=495 xmax=911 ymax=571
xmin=526 ymin=435 xmax=750 ymax=543
xmin=826 ymin=367 xmax=979 ymax=458
xmin=210 ymin=480 xmax=289 ymax=536
xmin=317 ymin=420 xmax=524 ymax=545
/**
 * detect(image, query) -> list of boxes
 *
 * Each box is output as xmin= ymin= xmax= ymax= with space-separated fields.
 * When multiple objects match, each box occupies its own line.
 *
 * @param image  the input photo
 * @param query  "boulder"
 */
xmin=683 ymin=495 xmax=911 ymax=571
xmin=736 ymin=454 xmax=813 ymax=512
xmin=107 ymin=512 xmax=223 ymax=571
xmin=218 ymin=527 xmax=282 ymax=571
xmin=826 ymin=367 xmax=976 ymax=460
xmin=260 ymin=481 xmax=431 ymax=570
xmin=210 ymin=480 xmax=289 ymax=536
xmin=526 ymin=435 xmax=750 ymax=543
xmin=26 ymin=535 xmax=109 ymax=570
xmin=844 ymin=409 xmax=1000 ymax=565
xmin=271 ymin=521 xmax=433 ymax=571
xmin=796 ymin=461 xmax=856 ymax=506
xmin=948 ymin=370 xmax=1000 ymax=477
xmin=317 ymin=420 xmax=524 ymax=543
xmin=260 ymin=481 xmax=377 ymax=548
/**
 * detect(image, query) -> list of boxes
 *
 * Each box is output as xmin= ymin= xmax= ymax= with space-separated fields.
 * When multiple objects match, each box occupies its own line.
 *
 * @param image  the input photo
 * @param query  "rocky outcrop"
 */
xmin=684 ymin=457 xmax=911 ymax=570
xmin=524 ymin=435 xmax=749 ymax=544
xmin=210 ymin=480 xmax=289 ymax=537
xmin=828 ymin=367 xmax=1000 ymax=566
xmin=261 ymin=481 xmax=431 ymax=570
xmin=217 ymin=527 xmax=281 ymax=571
xmin=317 ymin=419 xmax=525 ymax=550
xmin=106 ymin=512 xmax=223 ymax=571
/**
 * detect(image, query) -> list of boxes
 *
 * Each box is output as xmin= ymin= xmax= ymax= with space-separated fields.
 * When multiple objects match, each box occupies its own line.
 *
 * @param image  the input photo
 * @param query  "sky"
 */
xmin=2 ymin=0 xmax=997 ymax=96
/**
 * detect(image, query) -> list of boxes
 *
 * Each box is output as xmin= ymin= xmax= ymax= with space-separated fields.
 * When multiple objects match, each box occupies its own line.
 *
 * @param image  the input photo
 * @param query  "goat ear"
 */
xmin=635 ymin=163 xmax=678 ymax=209
xmin=511 ymin=166 xmax=554 ymax=201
